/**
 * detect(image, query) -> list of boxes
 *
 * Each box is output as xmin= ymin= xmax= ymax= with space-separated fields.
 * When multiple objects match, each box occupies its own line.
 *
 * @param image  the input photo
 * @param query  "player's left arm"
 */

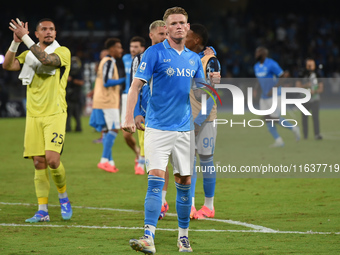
xmin=267 ymin=61 xmax=287 ymax=96
xmin=104 ymin=78 xmax=126 ymax=87
xmin=30 ymin=46 xmax=61 ymax=66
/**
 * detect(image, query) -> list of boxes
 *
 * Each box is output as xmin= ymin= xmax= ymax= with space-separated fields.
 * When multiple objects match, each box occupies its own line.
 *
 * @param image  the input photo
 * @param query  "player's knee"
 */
xmin=112 ymin=129 xmax=119 ymax=134
xmin=33 ymin=156 xmax=47 ymax=169
xmin=199 ymin=154 xmax=213 ymax=161
xmin=45 ymin=151 xmax=61 ymax=169
xmin=48 ymin=161 xmax=60 ymax=169
xmin=149 ymin=169 xmax=166 ymax=178
xmin=46 ymin=157 xmax=60 ymax=169
xmin=175 ymin=175 xmax=191 ymax=185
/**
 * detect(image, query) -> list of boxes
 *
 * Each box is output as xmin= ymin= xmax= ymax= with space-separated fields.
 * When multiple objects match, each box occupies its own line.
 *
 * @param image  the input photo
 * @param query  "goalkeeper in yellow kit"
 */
xmin=3 ymin=18 xmax=72 ymax=222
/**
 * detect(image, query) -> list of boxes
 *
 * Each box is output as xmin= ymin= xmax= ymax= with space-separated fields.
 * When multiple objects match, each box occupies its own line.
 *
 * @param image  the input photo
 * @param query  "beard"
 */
xmin=43 ymin=38 xmax=54 ymax=46
xmin=43 ymin=41 xmax=53 ymax=46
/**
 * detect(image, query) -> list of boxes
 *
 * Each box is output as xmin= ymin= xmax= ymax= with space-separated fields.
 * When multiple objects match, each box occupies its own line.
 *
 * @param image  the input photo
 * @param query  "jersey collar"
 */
xmin=163 ymin=39 xmax=189 ymax=52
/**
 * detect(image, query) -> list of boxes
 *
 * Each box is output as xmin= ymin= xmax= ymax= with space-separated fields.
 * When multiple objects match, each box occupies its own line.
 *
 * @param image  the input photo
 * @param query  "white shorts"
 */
xmin=144 ymin=127 xmax=195 ymax=176
xmin=260 ymin=96 xmax=281 ymax=118
xmin=196 ymin=121 xmax=217 ymax=155
xmin=120 ymin=93 xmax=128 ymax=125
xmin=103 ymin=108 xmax=120 ymax=130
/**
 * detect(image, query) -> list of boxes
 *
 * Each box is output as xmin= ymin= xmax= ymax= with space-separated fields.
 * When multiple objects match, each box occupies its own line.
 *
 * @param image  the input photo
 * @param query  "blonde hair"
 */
xmin=163 ymin=7 xmax=188 ymax=22
xmin=149 ymin=20 xmax=166 ymax=32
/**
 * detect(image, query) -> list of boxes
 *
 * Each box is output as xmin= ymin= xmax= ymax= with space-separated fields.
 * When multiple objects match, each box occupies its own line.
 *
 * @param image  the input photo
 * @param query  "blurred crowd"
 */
xmin=1 ymin=0 xmax=340 ymax=107
xmin=212 ymin=12 xmax=340 ymax=79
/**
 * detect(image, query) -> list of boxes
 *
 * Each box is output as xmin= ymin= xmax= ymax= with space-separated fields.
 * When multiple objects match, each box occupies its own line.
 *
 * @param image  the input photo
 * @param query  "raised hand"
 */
xmin=9 ymin=18 xmax=29 ymax=41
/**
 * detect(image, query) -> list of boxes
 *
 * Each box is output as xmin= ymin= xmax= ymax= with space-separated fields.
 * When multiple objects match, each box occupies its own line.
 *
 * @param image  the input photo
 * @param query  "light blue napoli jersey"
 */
xmin=134 ymin=39 xmax=205 ymax=131
xmin=122 ymin=54 xmax=132 ymax=94
xmin=254 ymin=58 xmax=284 ymax=99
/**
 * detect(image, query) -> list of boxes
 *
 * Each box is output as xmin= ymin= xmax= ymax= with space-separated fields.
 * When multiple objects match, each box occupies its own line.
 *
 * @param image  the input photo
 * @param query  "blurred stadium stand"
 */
xmin=1 ymin=0 xmax=339 ymax=116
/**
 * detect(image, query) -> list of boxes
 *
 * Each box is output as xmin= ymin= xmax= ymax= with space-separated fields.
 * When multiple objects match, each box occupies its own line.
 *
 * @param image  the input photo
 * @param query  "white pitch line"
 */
xmin=0 ymin=223 xmax=339 ymax=235
xmin=0 ymin=202 xmax=276 ymax=232
xmin=0 ymin=202 xmax=142 ymax=213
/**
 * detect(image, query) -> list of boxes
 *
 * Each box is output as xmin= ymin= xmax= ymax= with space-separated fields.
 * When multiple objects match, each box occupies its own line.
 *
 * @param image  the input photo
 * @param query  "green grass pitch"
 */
xmin=0 ymin=109 xmax=339 ymax=254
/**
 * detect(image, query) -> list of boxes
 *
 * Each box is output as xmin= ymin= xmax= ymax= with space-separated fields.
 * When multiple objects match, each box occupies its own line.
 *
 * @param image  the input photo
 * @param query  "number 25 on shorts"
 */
xmin=51 ymin=132 xmax=64 ymax=145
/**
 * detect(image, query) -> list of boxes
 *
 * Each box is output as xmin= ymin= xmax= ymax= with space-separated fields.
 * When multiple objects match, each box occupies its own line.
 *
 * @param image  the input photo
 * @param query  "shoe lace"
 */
xmin=141 ymin=235 xmax=150 ymax=240
xmin=179 ymin=237 xmax=191 ymax=248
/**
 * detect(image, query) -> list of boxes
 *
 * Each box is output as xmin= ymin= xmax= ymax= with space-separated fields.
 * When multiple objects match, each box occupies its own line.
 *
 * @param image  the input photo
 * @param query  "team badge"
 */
xmin=152 ymin=188 xmax=161 ymax=193
xmin=189 ymin=59 xmax=195 ymax=66
xmin=165 ymin=67 xmax=175 ymax=77
xmin=181 ymin=196 xmax=189 ymax=202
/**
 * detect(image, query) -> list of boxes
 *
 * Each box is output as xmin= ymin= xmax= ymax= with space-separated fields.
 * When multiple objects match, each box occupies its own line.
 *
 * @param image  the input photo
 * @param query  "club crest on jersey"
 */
xmin=166 ymin=67 xmax=175 ymax=77
xmin=189 ymin=59 xmax=195 ymax=66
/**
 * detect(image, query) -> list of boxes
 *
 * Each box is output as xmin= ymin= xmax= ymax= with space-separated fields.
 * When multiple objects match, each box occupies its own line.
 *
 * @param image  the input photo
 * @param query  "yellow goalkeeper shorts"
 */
xmin=24 ymin=112 xmax=67 ymax=158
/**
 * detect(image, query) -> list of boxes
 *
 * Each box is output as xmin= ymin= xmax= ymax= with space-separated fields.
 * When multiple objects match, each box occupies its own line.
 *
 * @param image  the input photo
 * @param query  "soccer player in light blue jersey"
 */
xmin=123 ymin=7 xmax=220 ymax=254
xmin=122 ymin=36 xmax=145 ymax=174
xmin=254 ymin=47 xmax=300 ymax=147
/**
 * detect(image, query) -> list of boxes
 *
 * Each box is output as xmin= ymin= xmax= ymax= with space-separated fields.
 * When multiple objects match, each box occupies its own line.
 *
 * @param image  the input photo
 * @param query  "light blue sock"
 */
xmin=108 ymin=135 xmax=113 ymax=162
xmin=279 ymin=117 xmax=293 ymax=130
xmin=144 ymin=175 xmax=165 ymax=233
xmin=201 ymin=155 xmax=216 ymax=198
xmin=266 ymin=122 xmax=280 ymax=140
xmin=138 ymin=156 xmax=145 ymax=165
xmin=176 ymin=183 xmax=191 ymax=229
xmin=190 ymin=156 xmax=197 ymax=201
xmin=102 ymin=130 xmax=117 ymax=159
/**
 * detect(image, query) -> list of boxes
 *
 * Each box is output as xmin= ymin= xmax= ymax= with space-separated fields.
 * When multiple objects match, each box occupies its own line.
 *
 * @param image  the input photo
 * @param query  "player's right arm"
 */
xmin=3 ymin=49 xmax=21 ymax=71
xmin=123 ymin=47 xmax=156 ymax=133
xmin=131 ymin=54 xmax=146 ymax=131
xmin=8 ymin=18 xmax=61 ymax=67
xmin=122 ymin=78 xmax=144 ymax=133
xmin=3 ymin=20 xmax=27 ymax=71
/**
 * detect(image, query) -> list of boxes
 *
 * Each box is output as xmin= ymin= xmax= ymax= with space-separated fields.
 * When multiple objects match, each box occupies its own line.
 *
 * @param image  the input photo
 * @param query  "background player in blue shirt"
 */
xmin=123 ymin=7 xmax=220 ymax=254
xmin=122 ymin=36 xmax=145 ymax=174
xmin=184 ymin=24 xmax=221 ymax=220
xmin=254 ymin=47 xmax=300 ymax=147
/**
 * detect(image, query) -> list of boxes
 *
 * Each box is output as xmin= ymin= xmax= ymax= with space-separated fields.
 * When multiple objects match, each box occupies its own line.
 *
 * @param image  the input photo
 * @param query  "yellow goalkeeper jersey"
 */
xmin=17 ymin=46 xmax=71 ymax=117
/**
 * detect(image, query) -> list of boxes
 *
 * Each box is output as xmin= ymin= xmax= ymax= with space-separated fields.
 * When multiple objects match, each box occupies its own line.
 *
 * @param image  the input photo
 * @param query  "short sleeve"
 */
xmin=193 ymin=58 xmax=206 ymax=89
xmin=16 ymin=50 xmax=29 ymax=64
xmin=54 ymin=46 xmax=71 ymax=68
xmin=131 ymin=55 xmax=141 ymax=80
xmin=134 ymin=47 xmax=156 ymax=83
xmin=270 ymin=60 xmax=284 ymax=77
xmin=102 ymin=59 xmax=114 ymax=83
xmin=194 ymin=58 xmax=205 ymax=79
